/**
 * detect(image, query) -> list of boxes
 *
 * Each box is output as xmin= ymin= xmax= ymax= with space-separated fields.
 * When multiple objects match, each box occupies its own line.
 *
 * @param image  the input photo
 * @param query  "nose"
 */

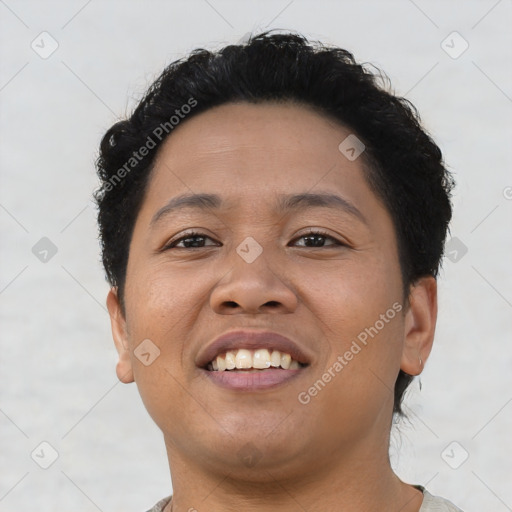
xmin=209 ymin=250 xmax=298 ymax=315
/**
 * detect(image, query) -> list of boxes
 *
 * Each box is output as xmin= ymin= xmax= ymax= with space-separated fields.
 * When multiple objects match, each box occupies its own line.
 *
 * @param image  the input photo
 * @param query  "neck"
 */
xmin=162 ymin=435 xmax=423 ymax=512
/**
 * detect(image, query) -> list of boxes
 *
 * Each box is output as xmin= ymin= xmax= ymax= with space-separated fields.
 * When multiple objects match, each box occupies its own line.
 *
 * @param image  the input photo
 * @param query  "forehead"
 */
xmin=145 ymin=101 xmax=374 ymax=210
xmin=159 ymin=100 xmax=347 ymax=153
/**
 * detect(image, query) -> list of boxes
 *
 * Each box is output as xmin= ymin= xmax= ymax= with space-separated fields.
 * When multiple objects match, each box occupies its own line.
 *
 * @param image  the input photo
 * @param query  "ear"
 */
xmin=106 ymin=287 xmax=134 ymax=383
xmin=400 ymin=276 xmax=438 ymax=376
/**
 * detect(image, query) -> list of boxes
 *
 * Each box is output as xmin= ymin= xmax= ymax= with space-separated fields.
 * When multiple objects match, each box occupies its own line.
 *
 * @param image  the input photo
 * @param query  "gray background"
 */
xmin=1 ymin=1 xmax=511 ymax=510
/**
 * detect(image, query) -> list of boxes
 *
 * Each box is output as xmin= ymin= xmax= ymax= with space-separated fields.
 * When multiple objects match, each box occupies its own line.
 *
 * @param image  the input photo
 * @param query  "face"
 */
xmin=107 ymin=101 xmax=436 ymax=479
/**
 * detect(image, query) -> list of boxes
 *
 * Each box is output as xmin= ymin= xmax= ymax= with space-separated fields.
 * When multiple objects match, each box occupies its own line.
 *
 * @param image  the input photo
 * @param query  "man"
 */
xmin=95 ymin=31 xmax=462 ymax=511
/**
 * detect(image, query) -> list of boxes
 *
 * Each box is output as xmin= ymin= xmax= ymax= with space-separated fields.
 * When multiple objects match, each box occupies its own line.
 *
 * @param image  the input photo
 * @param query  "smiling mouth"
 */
xmin=205 ymin=348 xmax=308 ymax=372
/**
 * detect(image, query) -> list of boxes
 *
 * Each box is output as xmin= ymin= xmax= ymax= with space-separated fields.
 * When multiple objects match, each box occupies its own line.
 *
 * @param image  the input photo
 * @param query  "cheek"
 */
xmin=292 ymin=275 xmax=404 ymax=448
xmin=301 ymin=251 xmax=404 ymax=397
xmin=123 ymin=269 xmax=199 ymax=432
xmin=297 ymin=278 xmax=404 ymax=439
xmin=122 ymin=266 xmax=193 ymax=388
xmin=299 ymin=248 xmax=402 ymax=332
xmin=124 ymin=261 xmax=200 ymax=334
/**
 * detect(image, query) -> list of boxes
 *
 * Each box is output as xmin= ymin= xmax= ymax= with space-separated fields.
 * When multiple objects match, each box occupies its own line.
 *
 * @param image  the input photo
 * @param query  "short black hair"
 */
xmin=94 ymin=30 xmax=454 ymax=416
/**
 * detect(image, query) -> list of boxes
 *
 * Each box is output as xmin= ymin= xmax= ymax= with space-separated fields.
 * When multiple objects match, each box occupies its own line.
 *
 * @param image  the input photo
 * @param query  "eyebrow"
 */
xmin=150 ymin=192 xmax=367 ymax=227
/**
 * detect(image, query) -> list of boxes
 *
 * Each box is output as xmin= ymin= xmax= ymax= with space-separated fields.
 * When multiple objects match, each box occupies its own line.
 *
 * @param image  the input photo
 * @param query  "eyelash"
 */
xmin=163 ymin=228 xmax=345 ymax=250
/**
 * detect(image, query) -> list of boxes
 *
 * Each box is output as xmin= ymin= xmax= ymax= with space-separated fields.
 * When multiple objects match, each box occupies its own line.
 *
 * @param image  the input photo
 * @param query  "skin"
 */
xmin=107 ymin=101 xmax=437 ymax=512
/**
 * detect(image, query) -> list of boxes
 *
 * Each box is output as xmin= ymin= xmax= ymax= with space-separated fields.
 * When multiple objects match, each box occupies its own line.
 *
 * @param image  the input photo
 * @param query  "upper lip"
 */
xmin=196 ymin=330 xmax=312 ymax=369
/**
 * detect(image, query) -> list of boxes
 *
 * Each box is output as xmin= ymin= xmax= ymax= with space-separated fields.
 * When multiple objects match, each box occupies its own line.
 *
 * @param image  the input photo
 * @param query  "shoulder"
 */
xmin=145 ymin=495 xmax=172 ymax=512
xmin=419 ymin=487 xmax=464 ymax=511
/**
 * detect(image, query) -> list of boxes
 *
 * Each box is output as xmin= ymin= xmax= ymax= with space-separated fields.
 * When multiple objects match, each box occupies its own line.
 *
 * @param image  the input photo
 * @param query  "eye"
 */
xmin=163 ymin=229 xmax=345 ymax=250
xmin=290 ymin=229 xmax=344 ymax=248
xmin=164 ymin=231 xmax=219 ymax=249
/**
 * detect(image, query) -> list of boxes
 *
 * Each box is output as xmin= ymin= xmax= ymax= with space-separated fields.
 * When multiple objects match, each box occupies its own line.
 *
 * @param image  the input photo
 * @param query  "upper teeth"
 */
xmin=208 ymin=348 xmax=302 ymax=371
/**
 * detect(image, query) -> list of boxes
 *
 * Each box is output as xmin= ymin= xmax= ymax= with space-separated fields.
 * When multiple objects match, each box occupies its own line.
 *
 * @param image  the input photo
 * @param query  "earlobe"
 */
xmin=106 ymin=287 xmax=134 ymax=383
xmin=400 ymin=276 xmax=438 ymax=376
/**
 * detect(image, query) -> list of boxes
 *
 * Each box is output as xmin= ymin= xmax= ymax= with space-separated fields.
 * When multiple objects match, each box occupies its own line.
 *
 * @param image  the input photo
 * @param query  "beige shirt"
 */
xmin=417 ymin=486 xmax=464 ymax=511
xmin=146 ymin=486 xmax=463 ymax=511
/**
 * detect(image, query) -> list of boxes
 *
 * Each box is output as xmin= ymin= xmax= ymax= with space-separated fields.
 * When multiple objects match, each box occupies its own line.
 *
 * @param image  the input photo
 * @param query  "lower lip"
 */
xmin=201 ymin=367 xmax=306 ymax=391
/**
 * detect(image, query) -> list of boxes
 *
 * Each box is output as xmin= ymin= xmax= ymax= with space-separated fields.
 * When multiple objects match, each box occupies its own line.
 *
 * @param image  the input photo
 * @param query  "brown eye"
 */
xmin=165 ymin=232 xmax=219 ymax=249
xmin=291 ymin=230 xmax=343 ymax=248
